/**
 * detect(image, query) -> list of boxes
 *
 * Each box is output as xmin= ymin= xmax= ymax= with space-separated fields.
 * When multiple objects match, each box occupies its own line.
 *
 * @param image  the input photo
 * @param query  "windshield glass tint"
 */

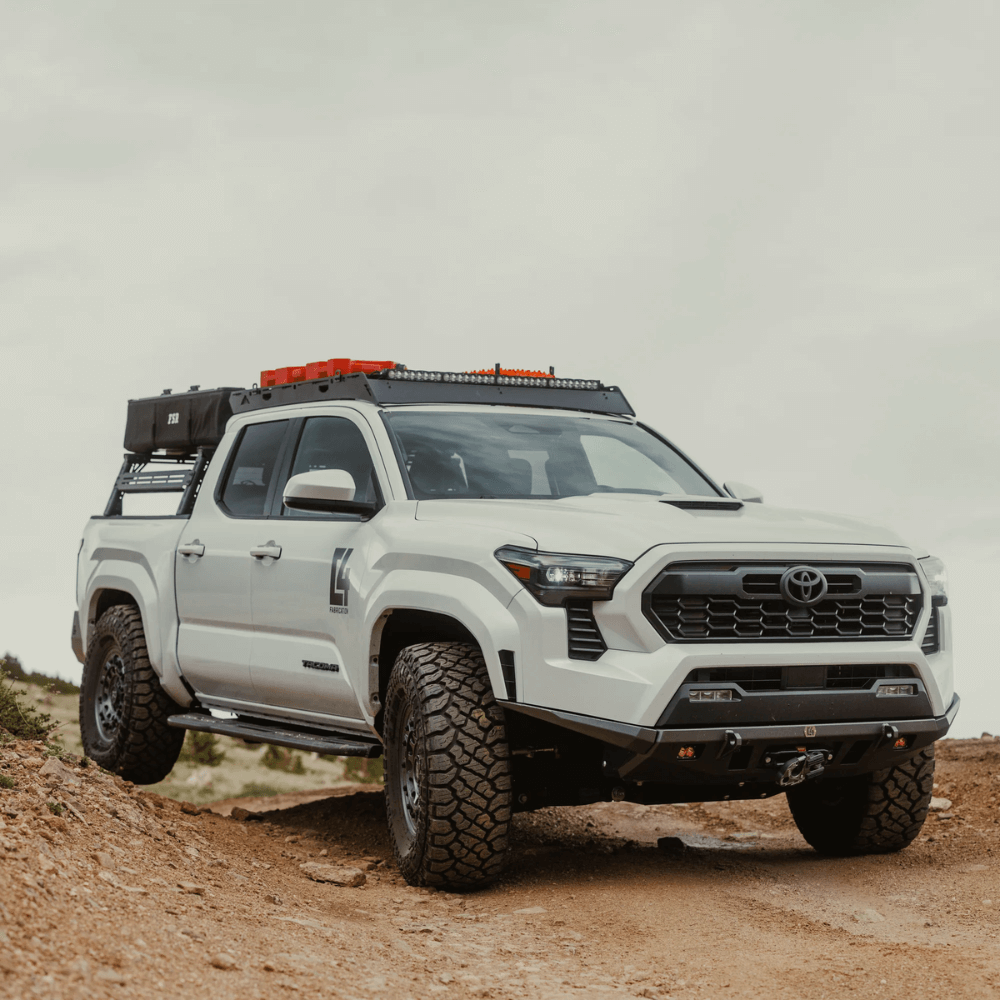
xmin=386 ymin=411 xmax=717 ymax=499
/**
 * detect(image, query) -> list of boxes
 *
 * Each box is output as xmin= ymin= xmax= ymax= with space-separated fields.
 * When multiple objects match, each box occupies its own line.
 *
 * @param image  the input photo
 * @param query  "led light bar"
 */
xmin=383 ymin=369 xmax=602 ymax=390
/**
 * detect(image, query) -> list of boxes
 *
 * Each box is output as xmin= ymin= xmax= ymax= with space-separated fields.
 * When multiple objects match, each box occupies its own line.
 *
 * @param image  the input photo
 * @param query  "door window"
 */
xmin=282 ymin=416 xmax=380 ymax=518
xmin=219 ymin=420 xmax=288 ymax=517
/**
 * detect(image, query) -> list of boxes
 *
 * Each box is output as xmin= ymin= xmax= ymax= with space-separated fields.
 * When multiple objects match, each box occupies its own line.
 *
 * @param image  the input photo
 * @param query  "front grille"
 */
xmin=921 ymin=608 xmax=940 ymax=654
xmin=685 ymin=663 xmax=916 ymax=692
xmin=566 ymin=601 xmax=606 ymax=660
xmin=644 ymin=562 xmax=923 ymax=642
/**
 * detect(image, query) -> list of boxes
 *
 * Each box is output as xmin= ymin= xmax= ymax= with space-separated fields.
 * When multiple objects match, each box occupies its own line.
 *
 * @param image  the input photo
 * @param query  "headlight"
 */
xmin=495 ymin=546 xmax=633 ymax=606
xmin=919 ymin=555 xmax=948 ymax=606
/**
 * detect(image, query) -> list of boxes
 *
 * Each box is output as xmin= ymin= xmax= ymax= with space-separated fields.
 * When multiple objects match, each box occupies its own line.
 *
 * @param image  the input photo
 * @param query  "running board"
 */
xmin=167 ymin=712 xmax=383 ymax=758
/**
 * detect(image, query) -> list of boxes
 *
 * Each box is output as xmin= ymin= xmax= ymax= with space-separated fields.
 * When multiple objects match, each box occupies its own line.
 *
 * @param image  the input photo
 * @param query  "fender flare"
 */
xmin=364 ymin=571 xmax=522 ymax=712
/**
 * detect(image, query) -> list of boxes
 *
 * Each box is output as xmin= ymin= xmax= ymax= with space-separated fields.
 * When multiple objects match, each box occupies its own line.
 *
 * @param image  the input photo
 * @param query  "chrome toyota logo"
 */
xmin=780 ymin=565 xmax=828 ymax=606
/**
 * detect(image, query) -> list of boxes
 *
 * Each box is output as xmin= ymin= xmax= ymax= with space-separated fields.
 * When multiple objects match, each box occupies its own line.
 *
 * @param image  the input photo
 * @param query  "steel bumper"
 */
xmin=501 ymin=694 xmax=960 ymax=788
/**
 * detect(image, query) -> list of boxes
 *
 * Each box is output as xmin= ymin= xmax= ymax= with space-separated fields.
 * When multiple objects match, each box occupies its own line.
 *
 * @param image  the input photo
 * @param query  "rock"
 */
xmin=93 ymin=851 xmax=116 ymax=870
xmin=930 ymin=797 xmax=953 ymax=812
xmin=39 ymin=758 xmax=77 ymax=784
xmin=983 ymin=899 xmax=993 ymax=906
xmin=231 ymin=806 xmax=261 ymax=822
xmin=285 ymin=835 xmax=301 ymax=844
xmin=95 ymin=969 xmax=126 ymax=984
xmin=728 ymin=832 xmax=760 ymax=840
xmin=264 ymin=893 xmax=283 ymax=906
xmin=263 ymin=961 xmax=277 ymax=972
xmin=657 ymin=836 xmax=687 ymax=853
xmin=852 ymin=908 xmax=885 ymax=923
xmin=210 ymin=953 xmax=237 ymax=970
xmin=180 ymin=802 xmax=203 ymax=815
xmin=299 ymin=862 xmax=366 ymax=887
xmin=513 ymin=906 xmax=548 ymax=915
xmin=178 ymin=882 xmax=207 ymax=895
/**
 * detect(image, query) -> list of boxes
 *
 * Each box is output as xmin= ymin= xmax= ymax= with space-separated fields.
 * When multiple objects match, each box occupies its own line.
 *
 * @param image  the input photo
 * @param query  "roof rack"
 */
xmin=229 ymin=370 xmax=634 ymax=417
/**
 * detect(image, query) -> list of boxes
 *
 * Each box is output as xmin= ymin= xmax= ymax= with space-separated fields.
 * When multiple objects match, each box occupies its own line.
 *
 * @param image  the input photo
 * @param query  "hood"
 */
xmin=414 ymin=494 xmax=911 ymax=558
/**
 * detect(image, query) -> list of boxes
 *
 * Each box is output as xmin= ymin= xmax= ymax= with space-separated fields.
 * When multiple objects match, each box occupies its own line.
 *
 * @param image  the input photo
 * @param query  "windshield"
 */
xmin=385 ymin=410 xmax=718 ymax=500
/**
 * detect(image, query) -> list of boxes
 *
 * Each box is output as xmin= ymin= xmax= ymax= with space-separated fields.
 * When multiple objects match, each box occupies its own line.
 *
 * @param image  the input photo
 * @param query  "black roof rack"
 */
xmin=229 ymin=370 xmax=634 ymax=417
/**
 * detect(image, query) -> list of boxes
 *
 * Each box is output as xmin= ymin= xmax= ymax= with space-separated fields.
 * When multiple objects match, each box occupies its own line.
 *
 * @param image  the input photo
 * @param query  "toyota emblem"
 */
xmin=780 ymin=565 xmax=828 ymax=606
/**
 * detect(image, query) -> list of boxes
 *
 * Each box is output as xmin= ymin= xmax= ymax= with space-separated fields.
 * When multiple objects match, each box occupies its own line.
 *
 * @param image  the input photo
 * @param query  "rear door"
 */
xmin=248 ymin=412 xmax=384 ymax=723
xmin=175 ymin=418 xmax=290 ymax=704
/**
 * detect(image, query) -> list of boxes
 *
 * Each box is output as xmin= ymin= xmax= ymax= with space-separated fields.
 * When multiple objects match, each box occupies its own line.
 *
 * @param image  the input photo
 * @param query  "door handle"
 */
xmin=178 ymin=540 xmax=205 ymax=557
xmin=250 ymin=541 xmax=282 ymax=560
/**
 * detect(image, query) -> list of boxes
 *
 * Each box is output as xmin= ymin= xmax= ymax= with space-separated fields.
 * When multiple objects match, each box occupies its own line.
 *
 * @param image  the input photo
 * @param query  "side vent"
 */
xmin=498 ymin=649 xmax=517 ymax=701
xmin=921 ymin=608 xmax=940 ymax=654
xmin=566 ymin=601 xmax=607 ymax=661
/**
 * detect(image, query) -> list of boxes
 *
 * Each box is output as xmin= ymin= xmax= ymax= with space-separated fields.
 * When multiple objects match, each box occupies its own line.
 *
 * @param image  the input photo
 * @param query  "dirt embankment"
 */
xmin=2 ymin=738 xmax=1000 ymax=1000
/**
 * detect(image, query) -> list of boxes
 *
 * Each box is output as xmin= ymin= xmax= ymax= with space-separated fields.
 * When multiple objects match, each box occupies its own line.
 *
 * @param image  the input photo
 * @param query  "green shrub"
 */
xmin=0 ymin=663 xmax=57 ymax=741
xmin=238 ymin=781 xmax=280 ymax=798
xmin=179 ymin=731 xmax=226 ymax=767
xmin=47 ymin=802 xmax=65 ymax=816
xmin=0 ymin=775 xmax=15 ymax=790
xmin=262 ymin=745 xmax=305 ymax=774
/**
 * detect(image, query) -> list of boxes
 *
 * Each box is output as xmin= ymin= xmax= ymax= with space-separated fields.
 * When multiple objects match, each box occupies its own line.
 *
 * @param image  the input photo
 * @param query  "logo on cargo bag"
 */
xmin=167 ymin=412 xmax=180 ymax=425
xmin=330 ymin=547 xmax=353 ymax=613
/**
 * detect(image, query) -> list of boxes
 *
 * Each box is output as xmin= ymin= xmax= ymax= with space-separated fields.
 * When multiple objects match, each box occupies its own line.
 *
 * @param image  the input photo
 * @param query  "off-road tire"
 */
xmin=79 ymin=605 xmax=185 ymax=784
xmin=383 ymin=642 xmax=512 ymax=890
xmin=787 ymin=746 xmax=935 ymax=855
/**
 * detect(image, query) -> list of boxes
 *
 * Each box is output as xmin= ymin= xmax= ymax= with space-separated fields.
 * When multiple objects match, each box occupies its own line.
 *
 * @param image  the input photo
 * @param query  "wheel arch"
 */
xmin=365 ymin=580 xmax=522 ymax=731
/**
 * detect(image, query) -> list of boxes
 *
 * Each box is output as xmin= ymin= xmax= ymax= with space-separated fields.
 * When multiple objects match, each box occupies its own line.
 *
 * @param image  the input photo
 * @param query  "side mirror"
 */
xmin=283 ymin=470 xmax=377 ymax=515
xmin=724 ymin=480 xmax=764 ymax=504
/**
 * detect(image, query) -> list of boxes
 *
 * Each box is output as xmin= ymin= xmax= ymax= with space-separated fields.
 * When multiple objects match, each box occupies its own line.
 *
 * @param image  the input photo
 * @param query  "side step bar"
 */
xmin=167 ymin=712 xmax=383 ymax=758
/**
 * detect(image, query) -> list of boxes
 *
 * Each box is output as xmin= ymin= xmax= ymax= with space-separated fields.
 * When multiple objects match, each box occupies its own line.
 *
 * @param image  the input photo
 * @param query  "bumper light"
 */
xmin=495 ymin=546 xmax=633 ymax=606
xmin=689 ymin=689 xmax=734 ymax=702
xmin=877 ymin=684 xmax=917 ymax=697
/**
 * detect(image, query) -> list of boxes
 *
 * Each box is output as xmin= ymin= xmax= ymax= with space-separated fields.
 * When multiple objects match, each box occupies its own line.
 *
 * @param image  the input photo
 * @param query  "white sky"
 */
xmin=1 ymin=2 xmax=997 ymax=735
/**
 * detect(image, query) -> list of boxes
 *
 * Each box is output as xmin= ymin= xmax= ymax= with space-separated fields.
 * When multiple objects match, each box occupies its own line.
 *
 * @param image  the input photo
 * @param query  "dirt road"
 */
xmin=2 ymin=738 xmax=999 ymax=999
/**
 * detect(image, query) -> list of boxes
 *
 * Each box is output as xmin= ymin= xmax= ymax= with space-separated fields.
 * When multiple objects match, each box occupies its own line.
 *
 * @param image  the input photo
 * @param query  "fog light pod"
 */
xmin=689 ymin=689 xmax=734 ymax=702
xmin=893 ymin=736 xmax=910 ymax=750
xmin=677 ymin=746 xmax=697 ymax=760
xmin=877 ymin=684 xmax=917 ymax=697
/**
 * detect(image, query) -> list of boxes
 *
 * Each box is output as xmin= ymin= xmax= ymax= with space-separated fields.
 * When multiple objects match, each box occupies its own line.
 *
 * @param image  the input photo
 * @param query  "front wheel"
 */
xmin=79 ymin=605 xmax=185 ymax=784
xmin=383 ymin=642 xmax=512 ymax=889
xmin=786 ymin=746 xmax=935 ymax=855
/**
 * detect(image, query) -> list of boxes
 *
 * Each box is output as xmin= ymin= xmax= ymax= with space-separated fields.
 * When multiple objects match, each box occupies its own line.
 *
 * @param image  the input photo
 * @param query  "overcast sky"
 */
xmin=1 ymin=1 xmax=997 ymax=736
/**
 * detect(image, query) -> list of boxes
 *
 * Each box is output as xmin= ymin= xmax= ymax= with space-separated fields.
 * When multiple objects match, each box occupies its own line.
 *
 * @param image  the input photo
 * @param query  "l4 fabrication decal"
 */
xmin=330 ymin=547 xmax=353 ymax=613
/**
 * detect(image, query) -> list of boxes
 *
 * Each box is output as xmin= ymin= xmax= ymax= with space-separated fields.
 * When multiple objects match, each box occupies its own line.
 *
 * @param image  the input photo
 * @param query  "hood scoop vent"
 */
xmin=661 ymin=499 xmax=744 ymax=512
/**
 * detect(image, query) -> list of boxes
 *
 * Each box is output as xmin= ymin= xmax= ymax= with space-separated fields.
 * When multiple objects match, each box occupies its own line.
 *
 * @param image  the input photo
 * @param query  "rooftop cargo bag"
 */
xmin=123 ymin=388 xmax=243 ymax=454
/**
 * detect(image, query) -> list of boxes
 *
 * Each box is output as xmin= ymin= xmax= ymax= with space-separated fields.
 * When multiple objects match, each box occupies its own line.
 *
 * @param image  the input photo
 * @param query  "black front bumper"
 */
xmin=501 ymin=694 xmax=960 ymax=793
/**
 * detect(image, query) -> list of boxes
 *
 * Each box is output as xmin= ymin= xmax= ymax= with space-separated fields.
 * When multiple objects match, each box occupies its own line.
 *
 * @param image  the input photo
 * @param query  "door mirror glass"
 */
xmin=283 ymin=469 xmax=376 ymax=514
xmin=723 ymin=480 xmax=764 ymax=504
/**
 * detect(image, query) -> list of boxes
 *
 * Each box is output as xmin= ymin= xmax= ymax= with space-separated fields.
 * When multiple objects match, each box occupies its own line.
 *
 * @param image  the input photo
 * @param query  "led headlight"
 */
xmin=919 ymin=555 xmax=948 ymax=606
xmin=495 ymin=546 xmax=633 ymax=606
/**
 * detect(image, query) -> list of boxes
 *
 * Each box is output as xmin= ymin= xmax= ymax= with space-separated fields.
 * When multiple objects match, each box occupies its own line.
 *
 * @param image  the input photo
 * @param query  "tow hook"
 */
xmin=767 ymin=749 xmax=832 ymax=787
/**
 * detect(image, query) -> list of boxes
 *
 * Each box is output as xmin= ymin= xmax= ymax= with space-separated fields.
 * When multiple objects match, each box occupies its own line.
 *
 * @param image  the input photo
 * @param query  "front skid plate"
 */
xmin=167 ymin=712 xmax=383 ymax=758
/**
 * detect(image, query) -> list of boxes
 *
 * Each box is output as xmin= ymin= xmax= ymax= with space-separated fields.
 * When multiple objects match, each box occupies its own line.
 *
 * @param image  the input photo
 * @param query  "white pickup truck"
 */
xmin=72 ymin=362 xmax=958 ymax=889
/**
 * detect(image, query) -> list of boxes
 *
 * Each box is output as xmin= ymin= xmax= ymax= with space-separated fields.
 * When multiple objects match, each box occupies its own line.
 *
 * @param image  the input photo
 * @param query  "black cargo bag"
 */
xmin=124 ymin=388 xmax=243 ymax=454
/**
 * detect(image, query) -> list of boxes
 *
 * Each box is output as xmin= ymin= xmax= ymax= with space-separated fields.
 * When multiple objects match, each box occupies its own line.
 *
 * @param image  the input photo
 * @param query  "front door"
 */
xmin=175 ymin=418 xmax=290 ymax=705
xmin=249 ymin=413 xmax=383 ymax=723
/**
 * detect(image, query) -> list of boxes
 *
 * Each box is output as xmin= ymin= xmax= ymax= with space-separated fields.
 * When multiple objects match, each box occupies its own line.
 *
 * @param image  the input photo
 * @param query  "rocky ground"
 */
xmin=2 ymin=737 xmax=999 ymax=1000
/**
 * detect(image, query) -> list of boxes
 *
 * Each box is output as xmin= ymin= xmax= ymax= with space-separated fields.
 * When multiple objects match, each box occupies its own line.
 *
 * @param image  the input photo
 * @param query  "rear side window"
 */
xmin=220 ymin=420 xmax=288 ymax=516
xmin=282 ymin=416 xmax=379 ymax=517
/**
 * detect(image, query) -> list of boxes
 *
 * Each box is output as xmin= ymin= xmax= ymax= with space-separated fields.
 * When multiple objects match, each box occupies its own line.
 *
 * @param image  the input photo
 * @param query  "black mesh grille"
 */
xmin=644 ymin=562 xmax=923 ymax=643
xmin=921 ymin=608 xmax=940 ymax=654
xmin=566 ymin=601 xmax=607 ymax=661
xmin=685 ymin=663 xmax=916 ymax=691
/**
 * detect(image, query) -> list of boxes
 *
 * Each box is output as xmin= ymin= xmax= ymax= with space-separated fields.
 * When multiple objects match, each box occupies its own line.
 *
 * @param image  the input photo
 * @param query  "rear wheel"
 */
xmin=787 ymin=746 xmax=935 ymax=855
xmin=383 ymin=642 xmax=512 ymax=889
xmin=79 ymin=605 xmax=185 ymax=784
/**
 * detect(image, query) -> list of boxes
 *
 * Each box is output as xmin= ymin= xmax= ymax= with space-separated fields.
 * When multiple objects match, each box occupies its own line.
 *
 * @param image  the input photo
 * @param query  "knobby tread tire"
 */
xmin=79 ymin=605 xmax=185 ymax=784
xmin=384 ymin=642 xmax=512 ymax=890
xmin=787 ymin=746 xmax=935 ymax=855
